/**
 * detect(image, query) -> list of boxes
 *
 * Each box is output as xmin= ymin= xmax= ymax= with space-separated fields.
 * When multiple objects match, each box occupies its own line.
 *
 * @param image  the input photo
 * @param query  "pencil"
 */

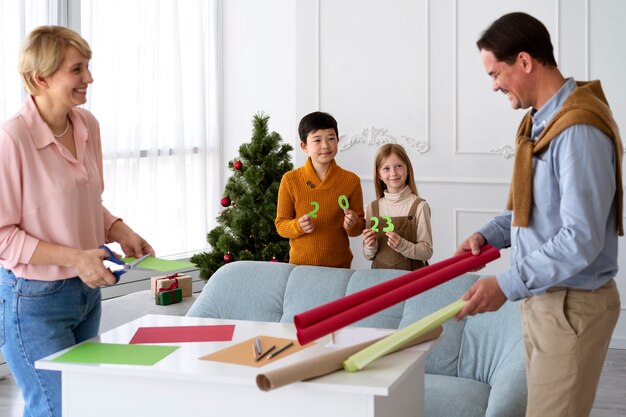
xmin=255 ymin=345 xmax=275 ymax=362
xmin=252 ymin=343 xmax=257 ymax=359
xmin=268 ymin=341 xmax=294 ymax=359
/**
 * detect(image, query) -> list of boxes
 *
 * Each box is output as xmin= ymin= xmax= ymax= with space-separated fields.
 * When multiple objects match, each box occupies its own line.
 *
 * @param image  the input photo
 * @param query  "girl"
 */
xmin=362 ymin=144 xmax=432 ymax=270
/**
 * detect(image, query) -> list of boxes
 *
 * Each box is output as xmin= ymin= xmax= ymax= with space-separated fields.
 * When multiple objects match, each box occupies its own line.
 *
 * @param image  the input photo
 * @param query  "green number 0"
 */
xmin=382 ymin=216 xmax=395 ymax=232
xmin=308 ymin=201 xmax=319 ymax=218
xmin=370 ymin=216 xmax=380 ymax=232
xmin=338 ymin=195 xmax=349 ymax=210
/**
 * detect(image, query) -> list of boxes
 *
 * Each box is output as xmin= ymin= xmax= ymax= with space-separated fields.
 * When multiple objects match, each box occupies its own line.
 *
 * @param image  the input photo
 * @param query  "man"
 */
xmin=455 ymin=12 xmax=622 ymax=417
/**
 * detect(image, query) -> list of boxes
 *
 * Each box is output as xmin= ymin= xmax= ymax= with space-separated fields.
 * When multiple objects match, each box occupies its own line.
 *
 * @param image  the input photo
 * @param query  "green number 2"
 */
xmin=370 ymin=216 xmax=380 ymax=232
xmin=308 ymin=201 xmax=320 ymax=218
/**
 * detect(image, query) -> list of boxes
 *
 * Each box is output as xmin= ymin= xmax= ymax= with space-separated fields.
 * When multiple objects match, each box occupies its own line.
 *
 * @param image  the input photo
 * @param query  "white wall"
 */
xmin=221 ymin=0 xmax=626 ymax=348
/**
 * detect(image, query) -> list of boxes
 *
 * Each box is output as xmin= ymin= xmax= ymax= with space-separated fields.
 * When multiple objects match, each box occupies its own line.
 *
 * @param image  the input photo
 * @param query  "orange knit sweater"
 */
xmin=275 ymin=158 xmax=365 ymax=267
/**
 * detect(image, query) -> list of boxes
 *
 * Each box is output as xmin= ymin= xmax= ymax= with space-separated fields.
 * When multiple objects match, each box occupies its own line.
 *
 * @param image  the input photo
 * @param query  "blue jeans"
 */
xmin=0 ymin=268 xmax=101 ymax=417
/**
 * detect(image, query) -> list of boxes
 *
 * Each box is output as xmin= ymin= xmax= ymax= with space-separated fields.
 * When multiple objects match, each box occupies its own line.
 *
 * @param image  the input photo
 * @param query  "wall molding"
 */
xmin=453 ymin=0 xmax=561 ymax=157
xmin=323 ymin=0 xmax=431 ymax=154
xmin=359 ymin=175 xmax=511 ymax=185
xmin=339 ymin=127 xmax=430 ymax=154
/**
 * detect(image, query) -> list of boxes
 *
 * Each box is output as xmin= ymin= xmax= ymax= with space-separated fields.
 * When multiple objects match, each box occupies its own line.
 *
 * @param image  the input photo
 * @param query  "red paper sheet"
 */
xmin=295 ymin=246 xmax=500 ymax=345
xmin=129 ymin=325 xmax=235 ymax=344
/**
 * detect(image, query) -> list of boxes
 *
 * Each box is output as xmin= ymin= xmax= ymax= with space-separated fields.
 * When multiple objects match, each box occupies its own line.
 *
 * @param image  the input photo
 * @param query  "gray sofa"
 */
xmin=186 ymin=261 xmax=527 ymax=417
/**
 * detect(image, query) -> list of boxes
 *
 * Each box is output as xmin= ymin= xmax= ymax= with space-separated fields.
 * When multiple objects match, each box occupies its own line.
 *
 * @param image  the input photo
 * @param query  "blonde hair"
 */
xmin=19 ymin=25 xmax=92 ymax=95
xmin=373 ymin=144 xmax=419 ymax=199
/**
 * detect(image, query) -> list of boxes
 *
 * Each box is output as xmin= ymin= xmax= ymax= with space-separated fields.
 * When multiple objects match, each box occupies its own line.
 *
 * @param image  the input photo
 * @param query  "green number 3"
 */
xmin=382 ymin=216 xmax=395 ymax=232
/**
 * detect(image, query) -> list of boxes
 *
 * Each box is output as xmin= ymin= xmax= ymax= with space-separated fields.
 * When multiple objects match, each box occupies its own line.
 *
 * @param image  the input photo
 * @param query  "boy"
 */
xmin=275 ymin=111 xmax=365 ymax=267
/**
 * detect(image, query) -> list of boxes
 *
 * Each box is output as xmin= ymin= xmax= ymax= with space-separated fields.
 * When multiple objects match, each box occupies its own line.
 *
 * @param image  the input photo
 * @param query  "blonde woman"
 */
xmin=0 ymin=26 xmax=153 ymax=417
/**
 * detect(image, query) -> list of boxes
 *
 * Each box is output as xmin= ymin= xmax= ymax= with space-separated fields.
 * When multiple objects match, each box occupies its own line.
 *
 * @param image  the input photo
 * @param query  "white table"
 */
xmin=36 ymin=314 xmax=438 ymax=417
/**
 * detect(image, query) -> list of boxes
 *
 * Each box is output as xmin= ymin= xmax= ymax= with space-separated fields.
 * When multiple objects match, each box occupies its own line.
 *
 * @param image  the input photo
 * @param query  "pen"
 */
xmin=255 ymin=345 xmax=275 ymax=362
xmin=268 ymin=341 xmax=294 ymax=359
xmin=252 ymin=343 xmax=258 ymax=359
xmin=255 ymin=337 xmax=261 ymax=355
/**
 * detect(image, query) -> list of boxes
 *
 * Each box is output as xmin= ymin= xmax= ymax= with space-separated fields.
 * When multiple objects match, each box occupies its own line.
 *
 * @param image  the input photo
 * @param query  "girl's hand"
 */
xmin=385 ymin=231 xmax=402 ymax=249
xmin=299 ymin=214 xmax=315 ymax=233
xmin=362 ymin=228 xmax=378 ymax=247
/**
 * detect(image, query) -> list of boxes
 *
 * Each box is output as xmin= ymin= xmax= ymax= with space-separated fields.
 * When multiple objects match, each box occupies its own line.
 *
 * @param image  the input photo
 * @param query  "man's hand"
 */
xmin=454 ymin=232 xmax=486 ymax=256
xmin=456 ymin=276 xmax=507 ymax=320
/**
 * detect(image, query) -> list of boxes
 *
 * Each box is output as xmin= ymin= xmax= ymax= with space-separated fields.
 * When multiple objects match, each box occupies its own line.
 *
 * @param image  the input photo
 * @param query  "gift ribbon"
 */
xmin=294 ymin=245 xmax=500 ymax=345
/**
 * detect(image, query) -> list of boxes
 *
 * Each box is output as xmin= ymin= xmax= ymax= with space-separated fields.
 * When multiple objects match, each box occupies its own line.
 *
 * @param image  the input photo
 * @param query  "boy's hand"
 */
xmin=362 ymin=229 xmax=377 ymax=247
xmin=385 ymin=231 xmax=402 ymax=249
xmin=343 ymin=209 xmax=357 ymax=230
xmin=298 ymin=214 xmax=315 ymax=233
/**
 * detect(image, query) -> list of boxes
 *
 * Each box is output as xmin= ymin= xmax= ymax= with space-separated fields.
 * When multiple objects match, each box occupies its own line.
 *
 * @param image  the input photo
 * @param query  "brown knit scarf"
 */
xmin=507 ymin=80 xmax=624 ymax=236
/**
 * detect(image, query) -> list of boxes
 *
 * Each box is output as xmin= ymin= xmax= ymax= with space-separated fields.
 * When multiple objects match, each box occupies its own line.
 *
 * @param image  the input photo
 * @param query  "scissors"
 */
xmin=99 ymin=245 xmax=150 ymax=282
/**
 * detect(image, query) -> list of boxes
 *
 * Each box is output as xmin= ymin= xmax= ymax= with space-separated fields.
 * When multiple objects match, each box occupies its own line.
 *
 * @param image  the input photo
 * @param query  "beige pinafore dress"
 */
xmin=369 ymin=197 xmax=428 ymax=271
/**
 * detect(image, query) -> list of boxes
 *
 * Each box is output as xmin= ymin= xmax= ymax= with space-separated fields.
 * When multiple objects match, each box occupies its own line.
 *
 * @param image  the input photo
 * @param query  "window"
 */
xmin=1 ymin=1 xmax=219 ymax=258
xmin=79 ymin=0 xmax=220 ymax=258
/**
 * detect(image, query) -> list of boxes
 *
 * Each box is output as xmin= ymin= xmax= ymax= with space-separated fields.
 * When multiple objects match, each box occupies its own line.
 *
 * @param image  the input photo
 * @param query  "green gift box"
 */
xmin=155 ymin=288 xmax=183 ymax=305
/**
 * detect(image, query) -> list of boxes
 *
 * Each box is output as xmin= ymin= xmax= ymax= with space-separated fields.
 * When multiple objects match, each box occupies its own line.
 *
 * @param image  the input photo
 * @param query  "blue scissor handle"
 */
xmin=99 ymin=245 xmax=126 ymax=282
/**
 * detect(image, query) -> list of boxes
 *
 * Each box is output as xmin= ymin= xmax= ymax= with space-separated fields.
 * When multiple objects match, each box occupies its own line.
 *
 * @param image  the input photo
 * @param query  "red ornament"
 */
xmin=223 ymin=252 xmax=234 ymax=263
xmin=220 ymin=196 xmax=231 ymax=207
xmin=233 ymin=160 xmax=243 ymax=171
xmin=270 ymin=257 xmax=279 ymax=263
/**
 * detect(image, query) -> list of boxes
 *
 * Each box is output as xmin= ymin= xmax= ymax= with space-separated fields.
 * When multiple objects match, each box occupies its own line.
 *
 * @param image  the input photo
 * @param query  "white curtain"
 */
xmin=80 ymin=0 xmax=220 ymax=258
xmin=0 ymin=0 xmax=64 ymax=119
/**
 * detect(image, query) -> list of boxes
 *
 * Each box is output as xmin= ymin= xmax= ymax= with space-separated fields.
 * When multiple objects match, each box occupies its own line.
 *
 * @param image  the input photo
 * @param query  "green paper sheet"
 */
xmin=51 ymin=342 xmax=179 ymax=366
xmin=121 ymin=256 xmax=196 ymax=272
xmin=343 ymin=299 xmax=467 ymax=372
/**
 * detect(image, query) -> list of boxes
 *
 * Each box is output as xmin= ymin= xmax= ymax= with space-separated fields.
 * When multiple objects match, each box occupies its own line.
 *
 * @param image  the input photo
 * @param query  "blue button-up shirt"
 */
xmin=479 ymin=78 xmax=619 ymax=301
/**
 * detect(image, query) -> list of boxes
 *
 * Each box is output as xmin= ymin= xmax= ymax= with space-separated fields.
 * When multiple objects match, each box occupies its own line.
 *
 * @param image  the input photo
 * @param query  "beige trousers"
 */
xmin=521 ymin=279 xmax=620 ymax=417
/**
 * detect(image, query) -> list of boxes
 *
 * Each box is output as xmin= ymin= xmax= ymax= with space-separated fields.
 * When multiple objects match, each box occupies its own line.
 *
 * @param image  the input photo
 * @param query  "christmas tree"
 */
xmin=191 ymin=113 xmax=294 ymax=280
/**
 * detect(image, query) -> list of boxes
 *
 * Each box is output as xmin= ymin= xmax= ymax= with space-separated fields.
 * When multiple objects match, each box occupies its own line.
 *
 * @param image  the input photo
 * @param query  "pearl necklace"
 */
xmin=52 ymin=118 xmax=70 ymax=138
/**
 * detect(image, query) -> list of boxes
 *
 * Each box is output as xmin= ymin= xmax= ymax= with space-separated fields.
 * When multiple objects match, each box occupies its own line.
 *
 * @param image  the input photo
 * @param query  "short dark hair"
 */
xmin=476 ymin=12 xmax=557 ymax=67
xmin=298 ymin=111 xmax=338 ymax=143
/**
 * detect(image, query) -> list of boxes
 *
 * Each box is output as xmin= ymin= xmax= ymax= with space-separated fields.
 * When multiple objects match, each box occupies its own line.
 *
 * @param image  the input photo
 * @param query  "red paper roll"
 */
xmin=295 ymin=245 xmax=500 ymax=345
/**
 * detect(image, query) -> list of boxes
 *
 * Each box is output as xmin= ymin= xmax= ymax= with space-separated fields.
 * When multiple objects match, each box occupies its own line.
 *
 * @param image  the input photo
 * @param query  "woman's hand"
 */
xmin=73 ymin=248 xmax=117 ymax=288
xmin=107 ymin=220 xmax=155 ymax=258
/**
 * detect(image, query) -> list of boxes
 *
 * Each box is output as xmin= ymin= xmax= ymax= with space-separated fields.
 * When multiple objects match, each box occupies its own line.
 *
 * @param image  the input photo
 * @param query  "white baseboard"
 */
xmin=609 ymin=336 xmax=626 ymax=350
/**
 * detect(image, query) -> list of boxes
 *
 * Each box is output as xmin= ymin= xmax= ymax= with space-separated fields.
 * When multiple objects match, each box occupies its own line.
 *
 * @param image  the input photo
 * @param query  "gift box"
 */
xmin=155 ymin=287 xmax=183 ymax=305
xmin=150 ymin=273 xmax=193 ymax=298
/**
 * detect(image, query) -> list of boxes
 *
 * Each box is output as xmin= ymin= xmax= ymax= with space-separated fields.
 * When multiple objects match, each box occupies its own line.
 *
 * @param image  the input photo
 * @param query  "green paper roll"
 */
xmin=343 ymin=299 xmax=467 ymax=372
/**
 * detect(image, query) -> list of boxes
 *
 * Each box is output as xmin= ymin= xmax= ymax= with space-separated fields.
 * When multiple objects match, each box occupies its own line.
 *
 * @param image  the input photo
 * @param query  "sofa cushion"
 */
xmin=400 ymin=273 xmax=478 ymax=376
xmin=425 ymin=374 xmax=490 ymax=417
xmin=187 ymin=261 xmax=295 ymax=322
xmin=279 ymin=265 xmax=355 ymax=323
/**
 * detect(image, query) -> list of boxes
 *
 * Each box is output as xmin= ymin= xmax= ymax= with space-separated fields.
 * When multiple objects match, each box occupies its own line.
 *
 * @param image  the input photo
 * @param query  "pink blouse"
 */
xmin=0 ymin=96 xmax=119 ymax=280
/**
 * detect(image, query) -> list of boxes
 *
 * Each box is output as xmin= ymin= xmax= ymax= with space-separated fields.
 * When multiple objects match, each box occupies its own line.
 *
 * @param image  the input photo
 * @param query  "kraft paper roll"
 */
xmin=343 ymin=299 xmax=467 ymax=372
xmin=256 ymin=326 xmax=442 ymax=391
xmin=295 ymin=246 xmax=499 ymax=345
